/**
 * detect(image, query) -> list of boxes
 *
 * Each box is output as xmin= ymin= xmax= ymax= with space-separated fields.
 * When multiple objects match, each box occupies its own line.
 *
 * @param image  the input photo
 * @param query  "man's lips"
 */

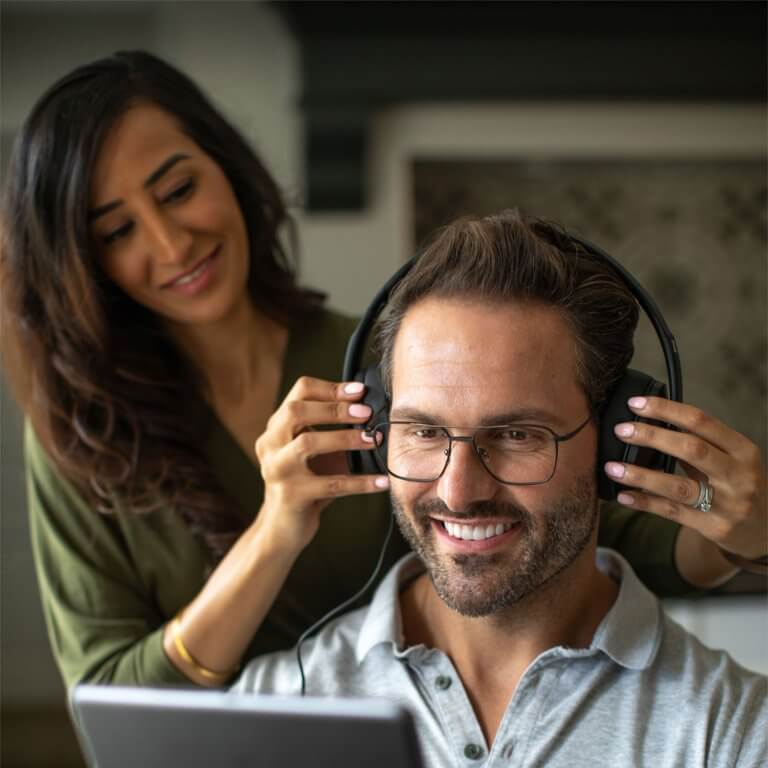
xmin=430 ymin=516 xmax=522 ymax=548
xmin=161 ymin=247 xmax=219 ymax=289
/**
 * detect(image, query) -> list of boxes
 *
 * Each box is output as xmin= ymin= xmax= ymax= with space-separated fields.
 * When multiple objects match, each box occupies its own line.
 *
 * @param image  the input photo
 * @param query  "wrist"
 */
xmin=717 ymin=548 xmax=768 ymax=575
xmin=674 ymin=527 xmax=739 ymax=589
xmin=251 ymin=500 xmax=320 ymax=559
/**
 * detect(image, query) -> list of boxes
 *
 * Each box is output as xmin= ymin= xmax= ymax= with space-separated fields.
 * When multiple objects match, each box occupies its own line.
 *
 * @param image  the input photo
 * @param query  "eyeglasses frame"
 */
xmin=367 ymin=412 xmax=594 ymax=486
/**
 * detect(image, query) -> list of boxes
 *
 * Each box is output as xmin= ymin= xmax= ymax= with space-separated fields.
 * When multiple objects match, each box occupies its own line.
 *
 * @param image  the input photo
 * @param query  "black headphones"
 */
xmin=342 ymin=232 xmax=683 ymax=501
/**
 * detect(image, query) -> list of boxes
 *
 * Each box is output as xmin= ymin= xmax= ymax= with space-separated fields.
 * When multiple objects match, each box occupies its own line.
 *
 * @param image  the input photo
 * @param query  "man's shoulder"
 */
xmin=656 ymin=611 xmax=767 ymax=693
xmin=233 ymin=603 xmax=368 ymax=696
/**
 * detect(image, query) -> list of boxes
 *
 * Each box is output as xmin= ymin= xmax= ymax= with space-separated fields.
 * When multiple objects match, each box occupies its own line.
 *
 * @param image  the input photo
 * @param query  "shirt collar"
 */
xmin=590 ymin=547 xmax=663 ymax=670
xmin=354 ymin=548 xmax=663 ymax=671
xmin=355 ymin=553 xmax=423 ymax=663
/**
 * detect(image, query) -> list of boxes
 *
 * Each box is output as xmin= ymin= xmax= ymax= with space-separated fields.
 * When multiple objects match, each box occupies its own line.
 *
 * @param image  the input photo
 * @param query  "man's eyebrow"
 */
xmin=389 ymin=406 xmax=562 ymax=427
xmin=88 ymin=153 xmax=191 ymax=222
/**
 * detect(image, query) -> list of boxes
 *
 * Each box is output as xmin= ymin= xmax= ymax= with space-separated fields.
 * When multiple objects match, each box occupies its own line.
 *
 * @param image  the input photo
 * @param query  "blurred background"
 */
xmin=1 ymin=1 xmax=766 ymax=766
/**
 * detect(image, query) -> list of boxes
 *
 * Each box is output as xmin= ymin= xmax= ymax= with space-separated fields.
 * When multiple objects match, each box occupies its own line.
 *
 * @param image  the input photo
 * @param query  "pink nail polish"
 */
xmin=605 ymin=462 xmax=625 ymax=479
xmin=348 ymin=404 xmax=371 ymax=418
xmin=628 ymin=397 xmax=647 ymax=410
xmin=344 ymin=382 xmax=365 ymax=394
xmin=617 ymin=492 xmax=635 ymax=505
xmin=615 ymin=423 xmax=634 ymax=437
xmin=375 ymin=477 xmax=390 ymax=489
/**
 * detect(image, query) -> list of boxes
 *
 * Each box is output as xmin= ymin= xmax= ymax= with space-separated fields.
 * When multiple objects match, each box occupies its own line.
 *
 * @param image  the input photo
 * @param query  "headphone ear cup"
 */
xmin=597 ymin=369 xmax=669 ymax=501
xmin=347 ymin=365 xmax=390 ymax=475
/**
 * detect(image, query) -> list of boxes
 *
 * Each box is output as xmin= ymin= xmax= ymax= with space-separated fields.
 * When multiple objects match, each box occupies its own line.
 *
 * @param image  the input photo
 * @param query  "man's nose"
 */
xmin=142 ymin=209 xmax=194 ymax=266
xmin=436 ymin=440 xmax=498 ymax=514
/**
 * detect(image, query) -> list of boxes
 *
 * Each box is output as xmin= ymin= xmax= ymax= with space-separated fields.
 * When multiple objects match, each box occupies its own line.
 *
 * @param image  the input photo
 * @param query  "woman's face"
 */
xmin=89 ymin=103 xmax=251 ymax=327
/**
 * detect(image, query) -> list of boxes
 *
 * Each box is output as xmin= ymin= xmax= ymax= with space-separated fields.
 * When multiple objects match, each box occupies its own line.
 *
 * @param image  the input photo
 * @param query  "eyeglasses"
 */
xmin=366 ymin=414 xmax=592 ymax=485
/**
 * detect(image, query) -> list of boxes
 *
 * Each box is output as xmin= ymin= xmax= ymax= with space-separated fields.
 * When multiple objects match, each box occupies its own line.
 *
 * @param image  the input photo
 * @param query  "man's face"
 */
xmin=388 ymin=297 xmax=599 ymax=617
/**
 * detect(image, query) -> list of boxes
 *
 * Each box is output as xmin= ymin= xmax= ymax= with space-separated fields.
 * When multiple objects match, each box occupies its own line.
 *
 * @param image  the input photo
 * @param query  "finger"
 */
xmin=290 ymin=427 xmax=379 ymax=467
xmin=604 ymin=461 xmax=719 ymax=512
xmin=613 ymin=419 xmax=737 ymax=480
xmin=284 ymin=376 xmax=366 ymax=405
xmin=312 ymin=473 xmax=390 ymax=498
xmin=625 ymin=396 xmax=753 ymax=457
xmin=677 ymin=458 xmax=707 ymax=484
xmin=272 ymin=399 xmax=373 ymax=439
xmin=613 ymin=487 xmax=718 ymax=531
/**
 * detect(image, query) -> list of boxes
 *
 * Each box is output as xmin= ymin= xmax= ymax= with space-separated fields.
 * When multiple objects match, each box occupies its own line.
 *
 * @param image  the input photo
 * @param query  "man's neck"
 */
xmin=400 ymin=545 xmax=619 ymax=745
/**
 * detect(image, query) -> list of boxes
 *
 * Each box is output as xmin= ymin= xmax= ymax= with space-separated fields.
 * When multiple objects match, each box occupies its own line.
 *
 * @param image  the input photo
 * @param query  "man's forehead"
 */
xmin=393 ymin=298 xmax=574 ymax=369
xmin=390 ymin=297 xmax=584 ymax=421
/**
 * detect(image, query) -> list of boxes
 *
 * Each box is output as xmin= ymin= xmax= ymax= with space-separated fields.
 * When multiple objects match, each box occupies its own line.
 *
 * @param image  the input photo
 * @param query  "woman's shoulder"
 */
xmin=283 ymin=305 xmax=360 ymax=381
xmin=301 ymin=305 xmax=360 ymax=343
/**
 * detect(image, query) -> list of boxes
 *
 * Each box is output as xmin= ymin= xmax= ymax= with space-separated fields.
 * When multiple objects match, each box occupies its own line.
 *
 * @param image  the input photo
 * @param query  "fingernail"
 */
xmin=628 ymin=397 xmax=647 ymax=410
xmin=615 ymin=423 xmax=635 ymax=437
xmin=605 ymin=462 xmax=625 ymax=479
xmin=349 ymin=404 xmax=371 ymax=418
xmin=617 ymin=492 xmax=635 ymax=505
xmin=361 ymin=431 xmax=374 ymax=443
xmin=344 ymin=382 xmax=365 ymax=394
xmin=375 ymin=476 xmax=390 ymax=489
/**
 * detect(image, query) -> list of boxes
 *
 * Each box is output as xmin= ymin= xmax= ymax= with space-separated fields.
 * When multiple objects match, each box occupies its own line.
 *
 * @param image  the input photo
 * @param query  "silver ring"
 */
xmin=692 ymin=480 xmax=714 ymax=512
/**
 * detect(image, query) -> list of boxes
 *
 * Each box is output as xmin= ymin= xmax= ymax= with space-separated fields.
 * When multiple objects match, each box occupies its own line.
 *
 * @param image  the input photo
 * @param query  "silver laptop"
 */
xmin=71 ymin=684 xmax=425 ymax=768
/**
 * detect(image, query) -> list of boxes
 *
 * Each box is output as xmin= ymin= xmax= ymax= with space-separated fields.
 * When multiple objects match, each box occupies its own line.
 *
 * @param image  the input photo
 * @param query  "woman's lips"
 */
xmin=162 ymin=247 xmax=220 ymax=294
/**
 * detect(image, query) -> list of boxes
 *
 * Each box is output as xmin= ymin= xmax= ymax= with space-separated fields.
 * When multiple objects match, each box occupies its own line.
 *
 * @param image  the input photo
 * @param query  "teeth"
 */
xmin=443 ymin=521 xmax=514 ymax=541
xmin=174 ymin=258 xmax=209 ymax=286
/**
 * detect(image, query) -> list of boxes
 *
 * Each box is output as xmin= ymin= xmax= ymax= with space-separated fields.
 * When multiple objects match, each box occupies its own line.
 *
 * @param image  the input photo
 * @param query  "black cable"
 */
xmin=296 ymin=511 xmax=396 ymax=696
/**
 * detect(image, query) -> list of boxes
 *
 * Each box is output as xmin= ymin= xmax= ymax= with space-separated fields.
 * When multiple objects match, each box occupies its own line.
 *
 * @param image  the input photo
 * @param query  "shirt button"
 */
xmin=434 ymin=675 xmax=452 ymax=690
xmin=464 ymin=743 xmax=484 ymax=760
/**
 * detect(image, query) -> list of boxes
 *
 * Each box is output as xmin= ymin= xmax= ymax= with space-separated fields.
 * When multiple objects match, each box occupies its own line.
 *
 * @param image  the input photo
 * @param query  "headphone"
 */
xmin=342 ymin=231 xmax=683 ymax=501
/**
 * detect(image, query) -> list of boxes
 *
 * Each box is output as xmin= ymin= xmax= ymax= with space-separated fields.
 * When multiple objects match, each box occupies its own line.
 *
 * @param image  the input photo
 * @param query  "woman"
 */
xmin=2 ymin=51 xmax=764 ymax=689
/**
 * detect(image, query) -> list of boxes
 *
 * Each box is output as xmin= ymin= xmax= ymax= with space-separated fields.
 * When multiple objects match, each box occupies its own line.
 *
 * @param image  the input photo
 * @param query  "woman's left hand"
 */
xmin=603 ymin=396 xmax=767 ymax=562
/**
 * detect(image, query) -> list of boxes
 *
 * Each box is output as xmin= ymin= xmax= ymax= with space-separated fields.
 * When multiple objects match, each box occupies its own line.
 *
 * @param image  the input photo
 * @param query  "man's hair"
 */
xmin=376 ymin=209 xmax=639 ymax=409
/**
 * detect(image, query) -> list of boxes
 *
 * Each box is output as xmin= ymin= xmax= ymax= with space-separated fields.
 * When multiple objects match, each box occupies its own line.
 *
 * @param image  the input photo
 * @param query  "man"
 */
xmin=234 ymin=210 xmax=766 ymax=767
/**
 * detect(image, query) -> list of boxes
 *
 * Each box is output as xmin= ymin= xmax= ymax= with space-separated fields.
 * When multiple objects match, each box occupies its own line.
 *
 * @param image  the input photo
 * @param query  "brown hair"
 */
xmin=376 ymin=209 xmax=638 ymax=409
xmin=0 ymin=51 xmax=323 ymax=561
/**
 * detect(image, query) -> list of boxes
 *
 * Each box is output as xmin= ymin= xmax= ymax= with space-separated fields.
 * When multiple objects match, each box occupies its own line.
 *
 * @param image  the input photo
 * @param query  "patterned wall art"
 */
xmin=413 ymin=159 xmax=767 ymax=456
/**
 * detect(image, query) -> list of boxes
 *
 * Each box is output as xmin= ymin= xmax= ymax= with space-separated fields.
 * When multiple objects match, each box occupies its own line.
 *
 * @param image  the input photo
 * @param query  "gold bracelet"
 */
xmin=718 ymin=548 xmax=768 ymax=576
xmin=171 ymin=613 xmax=239 ymax=682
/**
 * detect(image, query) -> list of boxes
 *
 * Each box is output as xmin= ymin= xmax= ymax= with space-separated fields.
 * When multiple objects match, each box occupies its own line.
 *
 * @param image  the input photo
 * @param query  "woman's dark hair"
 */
xmin=377 ymin=209 xmax=639 ymax=410
xmin=1 ymin=50 xmax=323 ymax=561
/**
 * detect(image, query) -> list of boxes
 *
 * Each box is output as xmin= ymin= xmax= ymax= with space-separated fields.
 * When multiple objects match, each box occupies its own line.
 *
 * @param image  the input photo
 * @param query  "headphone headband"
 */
xmin=343 ymin=225 xmax=683 ymax=497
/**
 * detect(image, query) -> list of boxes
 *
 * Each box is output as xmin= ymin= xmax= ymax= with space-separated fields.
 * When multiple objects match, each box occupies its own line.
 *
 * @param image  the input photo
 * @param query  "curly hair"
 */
xmin=1 ymin=50 xmax=323 ymax=561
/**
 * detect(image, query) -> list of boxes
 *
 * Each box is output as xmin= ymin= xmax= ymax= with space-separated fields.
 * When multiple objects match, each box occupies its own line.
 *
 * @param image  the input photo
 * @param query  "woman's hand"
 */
xmin=254 ymin=376 xmax=388 ymax=555
xmin=603 ymin=396 xmax=767 ymax=583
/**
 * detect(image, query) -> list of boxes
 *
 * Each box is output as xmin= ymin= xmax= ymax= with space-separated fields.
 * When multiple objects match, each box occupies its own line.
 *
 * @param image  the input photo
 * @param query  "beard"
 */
xmin=391 ymin=474 xmax=598 ymax=618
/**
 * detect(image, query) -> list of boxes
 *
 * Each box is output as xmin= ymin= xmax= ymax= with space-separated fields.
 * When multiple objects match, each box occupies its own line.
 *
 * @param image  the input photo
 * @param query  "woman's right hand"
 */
xmin=254 ymin=376 xmax=389 ymax=555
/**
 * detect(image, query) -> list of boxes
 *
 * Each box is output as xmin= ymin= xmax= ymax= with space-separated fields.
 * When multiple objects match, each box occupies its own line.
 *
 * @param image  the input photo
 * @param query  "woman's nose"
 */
xmin=143 ymin=209 xmax=194 ymax=266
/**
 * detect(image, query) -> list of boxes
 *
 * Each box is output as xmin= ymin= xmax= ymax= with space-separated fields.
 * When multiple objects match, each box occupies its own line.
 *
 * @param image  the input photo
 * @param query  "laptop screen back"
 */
xmin=71 ymin=685 xmax=425 ymax=768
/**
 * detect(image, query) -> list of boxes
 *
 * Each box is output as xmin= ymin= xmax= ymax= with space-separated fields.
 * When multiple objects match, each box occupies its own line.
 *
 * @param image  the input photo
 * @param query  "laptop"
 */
xmin=71 ymin=684 xmax=425 ymax=768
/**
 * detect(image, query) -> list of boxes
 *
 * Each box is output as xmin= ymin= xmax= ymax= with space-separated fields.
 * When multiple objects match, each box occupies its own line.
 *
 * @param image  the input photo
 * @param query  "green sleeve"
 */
xmin=598 ymin=500 xmax=693 ymax=597
xmin=25 ymin=424 xmax=193 ymax=690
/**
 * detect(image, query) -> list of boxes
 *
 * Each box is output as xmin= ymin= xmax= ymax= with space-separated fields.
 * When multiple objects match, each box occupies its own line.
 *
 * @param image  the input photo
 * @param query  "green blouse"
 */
xmin=27 ymin=308 xmax=690 ymax=690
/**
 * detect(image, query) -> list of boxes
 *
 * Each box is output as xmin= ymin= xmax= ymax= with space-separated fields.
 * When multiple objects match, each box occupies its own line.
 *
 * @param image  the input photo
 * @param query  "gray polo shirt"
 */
xmin=234 ymin=549 xmax=767 ymax=767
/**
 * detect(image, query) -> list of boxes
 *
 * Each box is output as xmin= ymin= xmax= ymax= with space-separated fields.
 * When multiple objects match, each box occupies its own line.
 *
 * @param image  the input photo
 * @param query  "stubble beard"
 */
xmin=391 ymin=475 xmax=598 ymax=618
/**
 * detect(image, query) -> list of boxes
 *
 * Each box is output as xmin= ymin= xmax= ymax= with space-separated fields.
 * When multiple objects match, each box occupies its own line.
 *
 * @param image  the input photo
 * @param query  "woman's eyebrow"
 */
xmin=143 ymin=153 xmax=190 ymax=188
xmin=88 ymin=153 xmax=191 ymax=221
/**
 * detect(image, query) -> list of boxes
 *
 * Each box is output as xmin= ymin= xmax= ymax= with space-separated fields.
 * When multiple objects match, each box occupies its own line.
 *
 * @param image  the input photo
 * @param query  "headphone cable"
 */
xmin=296 ymin=511 xmax=395 ymax=696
